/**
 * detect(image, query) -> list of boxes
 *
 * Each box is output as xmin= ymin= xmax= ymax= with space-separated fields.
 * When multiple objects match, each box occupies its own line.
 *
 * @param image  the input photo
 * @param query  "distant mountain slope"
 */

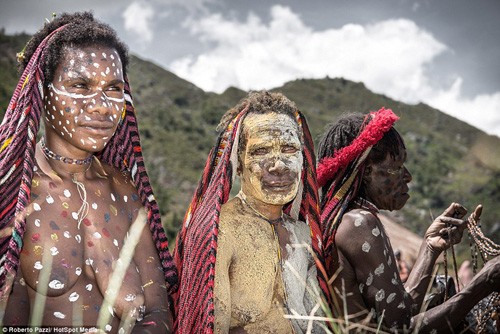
xmin=2 ymin=31 xmax=499 ymax=250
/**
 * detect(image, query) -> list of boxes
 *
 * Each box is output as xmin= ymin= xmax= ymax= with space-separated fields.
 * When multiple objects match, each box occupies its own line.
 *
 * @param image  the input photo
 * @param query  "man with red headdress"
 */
xmin=316 ymin=109 xmax=500 ymax=332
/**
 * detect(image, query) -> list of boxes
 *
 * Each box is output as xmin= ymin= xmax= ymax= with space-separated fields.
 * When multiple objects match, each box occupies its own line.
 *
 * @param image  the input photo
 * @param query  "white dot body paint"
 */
xmin=46 ymin=195 xmax=54 ymax=204
xmin=71 ymin=212 xmax=79 ymax=220
xmin=105 ymin=325 xmax=112 ymax=332
xmin=33 ymin=203 xmax=41 ymax=211
xmin=75 ymin=235 xmax=82 ymax=243
xmin=63 ymin=231 xmax=71 ymax=238
xmin=54 ymin=312 xmax=66 ymax=319
xmin=50 ymin=247 xmax=59 ymax=256
xmin=34 ymin=219 xmax=41 ymax=227
xmin=113 ymin=239 xmax=119 ymax=247
xmin=375 ymin=289 xmax=385 ymax=302
xmin=123 ymin=196 xmax=128 ymax=203
xmin=362 ymin=241 xmax=371 ymax=252
xmin=125 ymin=294 xmax=136 ymax=302
xmin=111 ymin=194 xmax=116 ymax=202
xmin=85 ymin=258 xmax=94 ymax=266
xmin=76 ymin=267 xmax=82 ymax=276
xmin=93 ymin=232 xmax=102 ymax=239
xmin=92 ymin=203 xmax=98 ymax=210
xmin=398 ymin=302 xmax=406 ymax=309
xmin=34 ymin=261 xmax=43 ymax=270
xmin=387 ymin=292 xmax=396 ymax=303
xmin=86 ymin=284 xmax=93 ymax=291
xmin=354 ymin=217 xmax=363 ymax=227
xmin=374 ymin=263 xmax=385 ymax=276
xmin=63 ymin=189 xmax=71 ymax=197
xmin=359 ymin=283 xmax=364 ymax=293
xmin=69 ymin=292 xmax=80 ymax=302
xmin=118 ymin=328 xmax=125 ymax=334
xmin=366 ymin=272 xmax=374 ymax=286
xmin=49 ymin=280 xmax=65 ymax=289
xmin=372 ymin=227 xmax=380 ymax=236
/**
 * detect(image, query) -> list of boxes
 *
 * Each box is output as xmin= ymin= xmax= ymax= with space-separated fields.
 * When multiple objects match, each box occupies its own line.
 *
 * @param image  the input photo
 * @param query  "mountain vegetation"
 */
xmin=2 ymin=31 xmax=500 ymax=259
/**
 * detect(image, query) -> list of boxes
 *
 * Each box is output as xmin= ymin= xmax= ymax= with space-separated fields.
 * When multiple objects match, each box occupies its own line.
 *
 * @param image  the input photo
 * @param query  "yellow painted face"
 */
xmin=239 ymin=112 xmax=303 ymax=206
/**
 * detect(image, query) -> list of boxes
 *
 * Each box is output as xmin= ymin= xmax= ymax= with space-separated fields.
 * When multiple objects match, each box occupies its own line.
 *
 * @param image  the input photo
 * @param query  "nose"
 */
xmin=268 ymin=158 xmax=289 ymax=174
xmin=403 ymin=166 xmax=412 ymax=183
xmin=86 ymin=90 xmax=113 ymax=115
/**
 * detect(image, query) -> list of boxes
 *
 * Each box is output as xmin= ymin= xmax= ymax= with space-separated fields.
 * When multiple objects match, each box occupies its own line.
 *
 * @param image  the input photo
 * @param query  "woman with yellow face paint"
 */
xmin=0 ymin=12 xmax=176 ymax=333
xmin=174 ymin=91 xmax=329 ymax=333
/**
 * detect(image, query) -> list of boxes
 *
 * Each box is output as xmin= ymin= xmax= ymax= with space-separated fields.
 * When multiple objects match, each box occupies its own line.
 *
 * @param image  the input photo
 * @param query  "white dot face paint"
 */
xmin=239 ymin=113 xmax=303 ymax=206
xmin=43 ymin=46 xmax=124 ymax=153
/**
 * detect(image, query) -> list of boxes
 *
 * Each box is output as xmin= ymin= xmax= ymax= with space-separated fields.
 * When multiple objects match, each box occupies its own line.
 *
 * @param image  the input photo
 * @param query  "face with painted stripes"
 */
xmin=43 ymin=45 xmax=124 ymax=155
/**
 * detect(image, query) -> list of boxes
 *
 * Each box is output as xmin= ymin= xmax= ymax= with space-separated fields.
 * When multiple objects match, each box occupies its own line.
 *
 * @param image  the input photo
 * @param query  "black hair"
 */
xmin=19 ymin=11 xmax=129 ymax=84
xmin=317 ymin=112 xmax=405 ymax=198
xmin=318 ymin=112 xmax=405 ymax=165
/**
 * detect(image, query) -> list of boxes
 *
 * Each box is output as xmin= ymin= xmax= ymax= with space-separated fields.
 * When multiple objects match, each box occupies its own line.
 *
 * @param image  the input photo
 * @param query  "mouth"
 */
xmin=263 ymin=180 xmax=295 ymax=192
xmin=80 ymin=121 xmax=115 ymax=135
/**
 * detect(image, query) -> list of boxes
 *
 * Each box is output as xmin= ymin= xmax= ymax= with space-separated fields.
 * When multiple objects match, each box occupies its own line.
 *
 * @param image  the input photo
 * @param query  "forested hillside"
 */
xmin=2 ymin=31 xmax=499 ymax=256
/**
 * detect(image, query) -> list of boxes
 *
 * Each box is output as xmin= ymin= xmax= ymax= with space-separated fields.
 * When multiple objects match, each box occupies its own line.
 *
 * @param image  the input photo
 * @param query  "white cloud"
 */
xmin=170 ymin=4 xmax=500 ymax=137
xmin=123 ymin=1 xmax=155 ymax=42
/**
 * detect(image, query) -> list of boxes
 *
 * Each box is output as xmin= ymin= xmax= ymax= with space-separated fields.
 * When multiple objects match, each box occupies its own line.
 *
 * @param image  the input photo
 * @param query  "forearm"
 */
xmin=410 ymin=278 xmax=491 ymax=333
xmin=404 ymin=242 xmax=440 ymax=309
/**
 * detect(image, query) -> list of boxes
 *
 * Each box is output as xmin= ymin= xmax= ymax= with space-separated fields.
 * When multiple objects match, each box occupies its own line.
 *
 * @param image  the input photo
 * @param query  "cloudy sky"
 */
xmin=1 ymin=0 xmax=499 ymax=137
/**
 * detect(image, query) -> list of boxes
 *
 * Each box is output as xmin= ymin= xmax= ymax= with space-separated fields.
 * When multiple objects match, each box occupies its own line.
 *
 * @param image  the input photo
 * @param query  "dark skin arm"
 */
xmin=131 ymin=209 xmax=173 ymax=334
xmin=404 ymin=203 xmax=468 ymax=311
xmin=410 ymin=205 xmax=500 ymax=332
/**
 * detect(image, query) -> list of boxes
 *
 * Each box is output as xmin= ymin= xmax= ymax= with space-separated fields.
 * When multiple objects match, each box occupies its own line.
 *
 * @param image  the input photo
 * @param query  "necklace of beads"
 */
xmin=40 ymin=138 xmax=93 ymax=165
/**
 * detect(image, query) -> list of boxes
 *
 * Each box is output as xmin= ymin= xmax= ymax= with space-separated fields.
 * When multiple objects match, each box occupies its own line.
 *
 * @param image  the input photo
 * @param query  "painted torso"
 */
xmin=215 ymin=197 xmax=317 ymax=333
xmin=14 ymin=148 xmax=146 ymax=330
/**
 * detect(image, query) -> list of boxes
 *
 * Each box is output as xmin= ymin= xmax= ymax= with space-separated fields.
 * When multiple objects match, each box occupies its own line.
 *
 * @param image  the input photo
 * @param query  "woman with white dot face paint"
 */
xmin=316 ymin=109 xmax=500 ymax=333
xmin=0 ymin=12 xmax=176 ymax=333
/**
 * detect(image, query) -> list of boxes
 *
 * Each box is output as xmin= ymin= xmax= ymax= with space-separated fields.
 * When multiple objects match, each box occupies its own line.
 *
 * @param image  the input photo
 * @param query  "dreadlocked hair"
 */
xmin=19 ymin=11 xmax=129 ymax=83
xmin=318 ymin=112 xmax=405 ymax=204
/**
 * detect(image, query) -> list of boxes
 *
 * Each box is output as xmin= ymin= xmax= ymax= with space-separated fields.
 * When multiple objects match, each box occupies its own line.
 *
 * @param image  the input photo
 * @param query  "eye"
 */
xmin=282 ymin=145 xmax=299 ymax=154
xmin=71 ymin=82 xmax=89 ymax=90
xmin=251 ymin=147 xmax=270 ymax=156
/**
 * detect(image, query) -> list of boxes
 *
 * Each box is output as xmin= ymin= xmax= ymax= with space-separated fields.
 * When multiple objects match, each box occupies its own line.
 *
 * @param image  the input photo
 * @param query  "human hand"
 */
xmin=424 ymin=202 xmax=468 ymax=253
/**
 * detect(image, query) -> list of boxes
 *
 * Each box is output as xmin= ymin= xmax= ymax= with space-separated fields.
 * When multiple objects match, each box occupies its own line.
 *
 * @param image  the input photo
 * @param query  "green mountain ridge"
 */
xmin=1 ymin=32 xmax=500 ymax=254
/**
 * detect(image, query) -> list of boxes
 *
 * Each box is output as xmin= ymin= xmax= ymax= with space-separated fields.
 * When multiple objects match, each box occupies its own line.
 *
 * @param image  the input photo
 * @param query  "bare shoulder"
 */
xmin=335 ymin=209 xmax=384 ymax=249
